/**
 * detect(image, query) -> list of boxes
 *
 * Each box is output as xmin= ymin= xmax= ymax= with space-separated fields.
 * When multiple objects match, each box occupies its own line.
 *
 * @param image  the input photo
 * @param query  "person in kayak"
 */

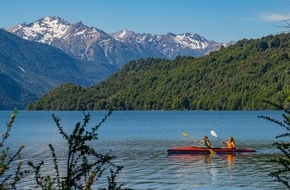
xmin=201 ymin=135 xmax=211 ymax=148
xmin=223 ymin=136 xmax=236 ymax=149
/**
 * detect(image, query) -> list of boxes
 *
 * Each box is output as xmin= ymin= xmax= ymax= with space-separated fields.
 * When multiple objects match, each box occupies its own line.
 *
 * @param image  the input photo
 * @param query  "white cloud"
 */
xmin=258 ymin=13 xmax=290 ymax=22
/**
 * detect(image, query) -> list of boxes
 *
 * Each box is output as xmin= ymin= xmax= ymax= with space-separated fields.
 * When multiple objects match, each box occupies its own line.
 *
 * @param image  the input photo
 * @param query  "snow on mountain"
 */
xmin=174 ymin=33 xmax=208 ymax=49
xmin=9 ymin=16 xmax=70 ymax=44
xmin=113 ymin=29 xmax=136 ymax=40
xmin=8 ymin=16 xmax=223 ymax=67
xmin=113 ymin=30 xmax=210 ymax=50
xmin=111 ymin=30 xmax=222 ymax=59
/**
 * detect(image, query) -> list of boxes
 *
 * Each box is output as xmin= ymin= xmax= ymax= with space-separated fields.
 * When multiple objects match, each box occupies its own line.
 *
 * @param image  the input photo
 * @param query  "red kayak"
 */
xmin=167 ymin=146 xmax=256 ymax=154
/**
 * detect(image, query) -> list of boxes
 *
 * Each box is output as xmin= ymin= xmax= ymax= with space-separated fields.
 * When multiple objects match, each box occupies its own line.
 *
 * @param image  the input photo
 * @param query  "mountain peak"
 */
xmin=111 ymin=29 xmax=136 ymax=41
xmin=8 ymin=16 xmax=223 ymax=65
xmin=8 ymin=16 xmax=71 ymax=44
xmin=75 ymin=21 xmax=85 ymax=27
xmin=41 ymin=16 xmax=67 ymax=22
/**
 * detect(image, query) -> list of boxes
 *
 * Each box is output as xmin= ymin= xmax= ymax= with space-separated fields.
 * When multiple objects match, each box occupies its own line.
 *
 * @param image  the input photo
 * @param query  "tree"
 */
xmin=259 ymin=101 xmax=290 ymax=189
xmin=0 ymin=109 xmax=25 ymax=189
xmin=28 ymin=111 xmax=127 ymax=190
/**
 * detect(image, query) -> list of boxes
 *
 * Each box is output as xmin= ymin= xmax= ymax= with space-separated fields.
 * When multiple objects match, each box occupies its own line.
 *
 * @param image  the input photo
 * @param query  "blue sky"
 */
xmin=1 ymin=0 xmax=290 ymax=42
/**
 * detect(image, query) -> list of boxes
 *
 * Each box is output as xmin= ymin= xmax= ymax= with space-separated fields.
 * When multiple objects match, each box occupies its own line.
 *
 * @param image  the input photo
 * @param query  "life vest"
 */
xmin=227 ymin=141 xmax=236 ymax=149
xmin=205 ymin=139 xmax=211 ymax=148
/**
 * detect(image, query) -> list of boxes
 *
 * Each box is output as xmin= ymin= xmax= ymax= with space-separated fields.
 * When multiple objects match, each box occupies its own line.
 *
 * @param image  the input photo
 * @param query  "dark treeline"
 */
xmin=27 ymin=33 xmax=290 ymax=110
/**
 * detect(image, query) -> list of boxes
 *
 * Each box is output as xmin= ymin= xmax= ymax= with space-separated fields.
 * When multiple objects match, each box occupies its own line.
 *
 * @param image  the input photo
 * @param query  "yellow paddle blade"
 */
xmin=209 ymin=149 xmax=216 ymax=155
xmin=182 ymin=132 xmax=189 ymax=138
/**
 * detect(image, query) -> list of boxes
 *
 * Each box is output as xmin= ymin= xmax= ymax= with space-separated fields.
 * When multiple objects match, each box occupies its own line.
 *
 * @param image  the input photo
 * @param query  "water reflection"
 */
xmin=4 ymin=140 xmax=286 ymax=190
xmin=168 ymin=153 xmax=238 ymax=167
xmin=218 ymin=153 xmax=236 ymax=169
xmin=0 ymin=110 xmax=287 ymax=190
xmin=166 ymin=152 xmax=285 ymax=189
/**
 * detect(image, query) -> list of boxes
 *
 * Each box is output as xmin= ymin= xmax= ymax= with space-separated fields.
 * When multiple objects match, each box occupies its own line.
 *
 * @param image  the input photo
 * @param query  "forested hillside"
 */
xmin=0 ymin=73 xmax=37 ymax=109
xmin=27 ymin=33 xmax=290 ymax=110
xmin=0 ymin=29 xmax=117 ymax=109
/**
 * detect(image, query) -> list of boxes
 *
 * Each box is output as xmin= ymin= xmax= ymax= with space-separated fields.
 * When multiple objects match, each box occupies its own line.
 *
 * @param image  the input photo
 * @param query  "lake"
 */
xmin=1 ymin=110 xmax=287 ymax=189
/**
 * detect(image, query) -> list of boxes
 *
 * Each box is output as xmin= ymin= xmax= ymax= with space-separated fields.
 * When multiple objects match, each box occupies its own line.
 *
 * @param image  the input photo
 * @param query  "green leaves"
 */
xmin=0 ymin=109 xmax=25 ymax=189
xmin=29 ymin=33 xmax=290 ymax=111
xmin=259 ymin=101 xmax=290 ymax=189
xmin=28 ymin=111 xmax=126 ymax=189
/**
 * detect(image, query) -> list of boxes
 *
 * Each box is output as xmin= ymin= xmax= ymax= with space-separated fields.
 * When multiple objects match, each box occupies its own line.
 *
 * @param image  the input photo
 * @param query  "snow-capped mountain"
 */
xmin=8 ymin=16 xmax=223 ymax=67
xmin=9 ymin=16 xmax=70 ymax=44
xmin=112 ymin=30 xmax=222 ymax=58
xmin=9 ymin=16 xmax=147 ymax=67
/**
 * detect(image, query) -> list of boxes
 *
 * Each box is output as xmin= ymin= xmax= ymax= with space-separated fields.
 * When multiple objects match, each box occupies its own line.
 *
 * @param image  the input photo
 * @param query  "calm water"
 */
xmin=1 ymin=110 xmax=287 ymax=189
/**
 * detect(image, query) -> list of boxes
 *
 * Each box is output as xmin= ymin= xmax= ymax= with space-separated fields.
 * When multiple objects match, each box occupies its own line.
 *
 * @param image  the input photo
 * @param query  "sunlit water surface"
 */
xmin=1 ymin=110 xmax=287 ymax=189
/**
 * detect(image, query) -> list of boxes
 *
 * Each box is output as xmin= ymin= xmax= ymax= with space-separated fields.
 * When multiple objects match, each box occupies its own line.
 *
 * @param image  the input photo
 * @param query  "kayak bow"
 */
xmin=167 ymin=146 xmax=256 ymax=155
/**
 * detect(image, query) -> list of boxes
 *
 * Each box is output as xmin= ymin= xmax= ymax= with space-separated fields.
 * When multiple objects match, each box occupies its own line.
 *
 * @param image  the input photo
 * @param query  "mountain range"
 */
xmin=8 ymin=16 xmax=224 ymax=68
xmin=0 ymin=29 xmax=116 ymax=109
xmin=27 ymin=33 xmax=290 ymax=110
xmin=0 ymin=17 xmax=225 ymax=109
xmin=0 ymin=16 xmax=228 ymax=109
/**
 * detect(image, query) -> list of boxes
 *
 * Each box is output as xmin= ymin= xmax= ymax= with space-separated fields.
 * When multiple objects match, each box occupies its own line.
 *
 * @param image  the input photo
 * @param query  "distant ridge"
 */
xmin=8 ymin=16 xmax=224 ymax=68
xmin=0 ymin=72 xmax=36 ymax=109
xmin=0 ymin=29 xmax=116 ymax=109
xmin=27 ymin=32 xmax=290 ymax=110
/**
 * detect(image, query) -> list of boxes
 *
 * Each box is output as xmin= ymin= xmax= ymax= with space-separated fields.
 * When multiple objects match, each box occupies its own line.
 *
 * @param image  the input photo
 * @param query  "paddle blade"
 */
xmin=210 ymin=130 xmax=218 ymax=138
xmin=182 ymin=132 xmax=189 ymax=138
xmin=209 ymin=149 xmax=216 ymax=155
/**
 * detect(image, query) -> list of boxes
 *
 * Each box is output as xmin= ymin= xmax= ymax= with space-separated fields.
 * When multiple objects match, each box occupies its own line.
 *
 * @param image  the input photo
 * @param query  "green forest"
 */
xmin=27 ymin=32 xmax=290 ymax=110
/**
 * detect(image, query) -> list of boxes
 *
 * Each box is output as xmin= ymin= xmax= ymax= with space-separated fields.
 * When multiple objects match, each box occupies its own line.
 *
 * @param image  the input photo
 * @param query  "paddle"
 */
xmin=210 ymin=130 xmax=223 ymax=142
xmin=182 ymin=132 xmax=215 ymax=155
xmin=210 ymin=130 xmax=230 ymax=147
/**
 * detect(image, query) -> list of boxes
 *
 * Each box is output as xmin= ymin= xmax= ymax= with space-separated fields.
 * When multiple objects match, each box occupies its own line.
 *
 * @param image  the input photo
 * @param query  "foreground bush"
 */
xmin=259 ymin=101 xmax=290 ymax=189
xmin=27 ymin=110 xmax=128 ymax=189
xmin=0 ymin=109 xmax=24 ymax=189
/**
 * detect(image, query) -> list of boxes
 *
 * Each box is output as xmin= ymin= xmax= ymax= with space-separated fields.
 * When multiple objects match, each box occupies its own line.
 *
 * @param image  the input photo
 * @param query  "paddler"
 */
xmin=223 ymin=136 xmax=236 ymax=149
xmin=201 ymin=135 xmax=211 ymax=148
